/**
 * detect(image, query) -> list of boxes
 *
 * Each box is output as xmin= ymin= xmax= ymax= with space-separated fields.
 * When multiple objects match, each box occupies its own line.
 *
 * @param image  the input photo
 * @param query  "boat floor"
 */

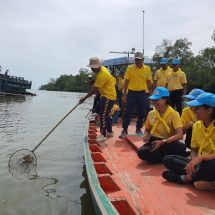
xmin=88 ymin=120 xmax=215 ymax=215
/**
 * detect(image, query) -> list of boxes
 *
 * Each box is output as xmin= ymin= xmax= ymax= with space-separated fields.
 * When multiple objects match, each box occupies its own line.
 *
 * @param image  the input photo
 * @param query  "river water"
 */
xmin=0 ymin=90 xmax=95 ymax=215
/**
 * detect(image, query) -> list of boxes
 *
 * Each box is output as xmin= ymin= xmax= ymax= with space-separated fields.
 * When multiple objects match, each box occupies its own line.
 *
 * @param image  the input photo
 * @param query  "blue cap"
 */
xmin=172 ymin=58 xmax=180 ymax=64
xmin=149 ymin=87 xmax=170 ymax=100
xmin=160 ymin=58 xmax=168 ymax=64
xmin=184 ymin=88 xmax=205 ymax=100
xmin=186 ymin=92 xmax=215 ymax=108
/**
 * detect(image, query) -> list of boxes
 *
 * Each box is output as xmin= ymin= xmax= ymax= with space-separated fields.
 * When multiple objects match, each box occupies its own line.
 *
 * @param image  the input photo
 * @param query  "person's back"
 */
xmin=79 ymin=57 xmax=116 ymax=143
xmin=95 ymin=66 xmax=116 ymax=101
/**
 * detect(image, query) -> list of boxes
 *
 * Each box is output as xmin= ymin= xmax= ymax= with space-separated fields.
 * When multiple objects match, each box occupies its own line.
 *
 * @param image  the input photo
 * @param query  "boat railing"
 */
xmin=0 ymin=74 xmax=32 ymax=85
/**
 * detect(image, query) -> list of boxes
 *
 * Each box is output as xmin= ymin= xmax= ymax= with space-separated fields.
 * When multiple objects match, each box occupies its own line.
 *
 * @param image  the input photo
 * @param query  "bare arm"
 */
xmin=146 ymin=80 xmax=152 ymax=95
xmin=190 ymin=148 xmax=198 ymax=159
xmin=123 ymin=79 xmax=129 ymax=95
xmin=182 ymin=83 xmax=187 ymax=95
xmin=143 ymin=128 xmax=151 ymax=143
xmin=199 ymin=154 xmax=215 ymax=161
xmin=185 ymin=151 xmax=215 ymax=179
xmin=183 ymin=122 xmax=194 ymax=133
xmin=153 ymin=80 xmax=157 ymax=89
xmin=151 ymin=127 xmax=183 ymax=151
xmin=79 ymin=86 xmax=98 ymax=104
xmin=165 ymin=127 xmax=183 ymax=144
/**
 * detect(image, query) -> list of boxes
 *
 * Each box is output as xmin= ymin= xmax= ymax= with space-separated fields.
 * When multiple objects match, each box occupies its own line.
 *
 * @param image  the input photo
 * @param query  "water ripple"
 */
xmin=0 ymin=91 xmax=94 ymax=215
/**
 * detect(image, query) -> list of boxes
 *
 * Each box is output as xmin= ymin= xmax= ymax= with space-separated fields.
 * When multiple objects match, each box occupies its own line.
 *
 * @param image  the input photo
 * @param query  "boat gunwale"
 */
xmin=83 ymin=116 xmax=119 ymax=215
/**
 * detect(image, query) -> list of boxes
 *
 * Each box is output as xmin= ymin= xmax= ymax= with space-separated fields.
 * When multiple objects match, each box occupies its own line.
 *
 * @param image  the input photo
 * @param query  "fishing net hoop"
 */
xmin=8 ymin=103 xmax=80 ymax=179
xmin=8 ymin=149 xmax=37 ymax=179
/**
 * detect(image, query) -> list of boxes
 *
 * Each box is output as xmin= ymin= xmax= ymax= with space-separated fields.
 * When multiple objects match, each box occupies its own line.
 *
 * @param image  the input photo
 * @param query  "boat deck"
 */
xmin=88 ymin=120 xmax=215 ymax=215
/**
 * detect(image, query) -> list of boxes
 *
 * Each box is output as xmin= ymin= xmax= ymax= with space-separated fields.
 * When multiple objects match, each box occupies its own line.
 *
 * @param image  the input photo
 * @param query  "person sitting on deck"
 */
xmin=137 ymin=87 xmax=186 ymax=163
xmin=162 ymin=92 xmax=215 ymax=190
xmin=79 ymin=57 xmax=116 ymax=142
xmin=181 ymin=88 xmax=205 ymax=149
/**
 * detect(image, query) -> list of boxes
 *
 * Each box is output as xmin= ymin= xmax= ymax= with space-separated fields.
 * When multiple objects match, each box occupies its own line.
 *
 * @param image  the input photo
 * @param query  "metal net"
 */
xmin=8 ymin=149 xmax=37 ymax=180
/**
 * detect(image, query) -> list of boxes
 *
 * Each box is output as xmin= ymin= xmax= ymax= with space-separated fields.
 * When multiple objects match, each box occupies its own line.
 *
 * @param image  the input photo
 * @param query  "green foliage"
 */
xmin=186 ymin=47 xmax=215 ymax=93
xmin=40 ymin=39 xmax=215 ymax=93
xmin=153 ymin=38 xmax=193 ymax=68
xmin=153 ymin=38 xmax=215 ymax=93
xmin=39 ymin=68 xmax=93 ymax=92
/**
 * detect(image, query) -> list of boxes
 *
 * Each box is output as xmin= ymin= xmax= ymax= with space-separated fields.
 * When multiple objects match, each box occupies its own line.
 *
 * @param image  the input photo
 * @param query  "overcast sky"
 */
xmin=0 ymin=0 xmax=214 ymax=89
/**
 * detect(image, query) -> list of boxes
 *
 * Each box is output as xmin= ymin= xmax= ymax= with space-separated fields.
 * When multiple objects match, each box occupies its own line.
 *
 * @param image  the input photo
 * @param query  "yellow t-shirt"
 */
xmin=145 ymin=69 xmax=153 ymax=93
xmin=117 ymin=77 xmax=123 ymax=91
xmin=181 ymin=107 xmax=197 ymax=127
xmin=154 ymin=66 xmax=172 ymax=87
xmin=145 ymin=106 xmax=183 ymax=139
xmin=167 ymin=69 xmax=187 ymax=91
xmin=124 ymin=64 xmax=151 ymax=91
xmin=191 ymin=120 xmax=215 ymax=155
xmin=94 ymin=66 xmax=116 ymax=100
xmin=118 ymin=78 xmax=128 ymax=94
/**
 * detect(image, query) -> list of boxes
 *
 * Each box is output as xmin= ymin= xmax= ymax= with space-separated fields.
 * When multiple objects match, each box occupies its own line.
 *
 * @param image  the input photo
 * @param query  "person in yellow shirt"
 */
xmin=119 ymin=52 xmax=152 ymax=138
xmin=116 ymin=70 xmax=125 ymax=109
xmin=162 ymin=92 xmax=215 ymax=190
xmin=154 ymin=58 xmax=171 ymax=87
xmin=167 ymin=58 xmax=187 ymax=115
xmin=137 ymin=87 xmax=186 ymax=163
xmin=117 ymin=73 xmax=127 ymax=115
xmin=79 ymin=57 xmax=116 ymax=142
xmin=181 ymin=88 xmax=205 ymax=148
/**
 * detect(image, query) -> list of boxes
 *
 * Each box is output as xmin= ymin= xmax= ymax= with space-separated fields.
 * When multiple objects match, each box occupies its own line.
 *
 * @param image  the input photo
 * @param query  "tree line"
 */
xmin=39 ymin=38 xmax=215 ymax=93
xmin=152 ymin=38 xmax=215 ymax=93
xmin=39 ymin=68 xmax=92 ymax=92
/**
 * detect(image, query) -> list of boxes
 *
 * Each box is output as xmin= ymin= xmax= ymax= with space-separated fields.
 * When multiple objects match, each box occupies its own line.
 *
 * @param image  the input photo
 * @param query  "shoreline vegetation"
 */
xmin=39 ymin=38 xmax=215 ymax=93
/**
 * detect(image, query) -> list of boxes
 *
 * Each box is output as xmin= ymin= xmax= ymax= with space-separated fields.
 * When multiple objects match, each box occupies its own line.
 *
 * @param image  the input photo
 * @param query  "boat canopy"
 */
xmin=103 ymin=56 xmax=154 ymax=66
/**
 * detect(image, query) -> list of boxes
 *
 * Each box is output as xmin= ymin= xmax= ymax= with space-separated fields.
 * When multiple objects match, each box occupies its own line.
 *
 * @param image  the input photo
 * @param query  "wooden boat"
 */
xmin=0 ymin=72 xmax=33 ymax=96
xmin=84 ymin=114 xmax=215 ymax=215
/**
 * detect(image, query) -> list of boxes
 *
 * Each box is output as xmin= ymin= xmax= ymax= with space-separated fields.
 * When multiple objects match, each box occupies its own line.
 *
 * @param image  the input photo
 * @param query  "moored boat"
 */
xmin=0 ymin=71 xmax=34 ymax=96
xmin=84 ymin=114 xmax=215 ymax=215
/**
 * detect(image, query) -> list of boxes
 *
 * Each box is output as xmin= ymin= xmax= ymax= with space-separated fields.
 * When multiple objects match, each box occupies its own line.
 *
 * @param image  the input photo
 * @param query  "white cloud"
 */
xmin=0 ymin=0 xmax=214 ymax=89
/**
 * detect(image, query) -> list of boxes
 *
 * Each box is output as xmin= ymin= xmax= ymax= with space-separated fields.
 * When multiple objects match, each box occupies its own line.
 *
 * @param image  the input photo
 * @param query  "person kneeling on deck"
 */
xmin=181 ymin=88 xmax=205 ymax=149
xmin=79 ymin=57 xmax=116 ymax=142
xmin=162 ymin=92 xmax=215 ymax=190
xmin=137 ymin=87 xmax=186 ymax=163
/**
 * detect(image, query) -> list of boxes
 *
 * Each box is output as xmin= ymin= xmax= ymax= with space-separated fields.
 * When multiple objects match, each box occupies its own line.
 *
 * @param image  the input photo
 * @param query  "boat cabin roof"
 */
xmin=103 ymin=56 xmax=154 ymax=67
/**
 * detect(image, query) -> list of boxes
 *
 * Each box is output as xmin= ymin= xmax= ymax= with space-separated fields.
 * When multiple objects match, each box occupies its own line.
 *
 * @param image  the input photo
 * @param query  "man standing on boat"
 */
xmin=119 ymin=52 xmax=152 ymax=138
xmin=154 ymin=58 xmax=171 ymax=88
xmin=79 ymin=57 xmax=116 ymax=142
xmin=167 ymin=58 xmax=187 ymax=115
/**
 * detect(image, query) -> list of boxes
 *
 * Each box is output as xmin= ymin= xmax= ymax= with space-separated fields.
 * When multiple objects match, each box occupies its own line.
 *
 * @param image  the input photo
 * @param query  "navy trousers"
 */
xmin=99 ymin=97 xmax=114 ymax=136
xmin=137 ymin=136 xmax=186 ymax=163
xmin=122 ymin=90 xmax=147 ymax=131
xmin=163 ymin=155 xmax=215 ymax=182
xmin=169 ymin=89 xmax=183 ymax=115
